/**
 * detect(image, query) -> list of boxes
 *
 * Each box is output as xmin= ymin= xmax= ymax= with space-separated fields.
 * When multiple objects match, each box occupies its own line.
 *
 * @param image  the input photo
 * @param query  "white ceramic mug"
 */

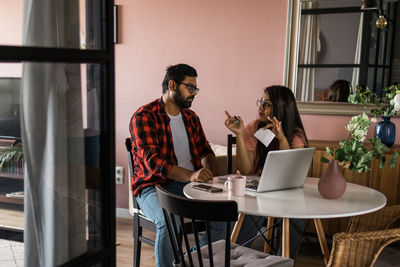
xmin=224 ymin=175 xmax=246 ymax=196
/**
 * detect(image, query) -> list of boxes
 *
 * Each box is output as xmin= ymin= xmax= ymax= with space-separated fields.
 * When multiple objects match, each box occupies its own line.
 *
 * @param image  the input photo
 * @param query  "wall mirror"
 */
xmin=285 ymin=0 xmax=400 ymax=115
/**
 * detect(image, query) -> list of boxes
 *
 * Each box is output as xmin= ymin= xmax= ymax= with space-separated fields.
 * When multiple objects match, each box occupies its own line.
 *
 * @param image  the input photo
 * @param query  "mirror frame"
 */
xmin=284 ymin=0 xmax=374 ymax=115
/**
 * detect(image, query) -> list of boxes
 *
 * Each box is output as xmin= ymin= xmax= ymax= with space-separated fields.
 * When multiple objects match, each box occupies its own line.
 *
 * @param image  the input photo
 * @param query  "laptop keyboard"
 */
xmin=245 ymin=180 xmax=259 ymax=191
xmin=245 ymin=184 xmax=258 ymax=191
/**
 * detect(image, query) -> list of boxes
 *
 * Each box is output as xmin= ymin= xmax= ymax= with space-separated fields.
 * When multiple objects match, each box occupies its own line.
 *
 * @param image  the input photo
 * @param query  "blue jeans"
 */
xmin=136 ymin=181 xmax=187 ymax=267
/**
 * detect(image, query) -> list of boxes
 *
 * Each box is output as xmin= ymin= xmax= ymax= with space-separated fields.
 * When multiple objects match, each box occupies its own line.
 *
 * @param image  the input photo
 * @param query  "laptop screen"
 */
xmin=250 ymin=147 xmax=315 ymax=193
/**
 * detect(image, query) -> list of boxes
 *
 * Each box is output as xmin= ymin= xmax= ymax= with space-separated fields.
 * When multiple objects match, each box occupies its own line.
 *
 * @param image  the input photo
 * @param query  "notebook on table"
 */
xmin=246 ymin=147 xmax=315 ymax=193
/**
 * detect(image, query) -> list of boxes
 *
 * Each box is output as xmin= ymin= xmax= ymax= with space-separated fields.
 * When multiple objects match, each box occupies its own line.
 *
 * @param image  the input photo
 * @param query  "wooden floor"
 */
xmin=116 ymin=217 xmax=326 ymax=267
xmin=1 ymin=211 xmax=398 ymax=266
xmin=116 ymin=217 xmax=400 ymax=267
xmin=117 ymin=218 xmax=156 ymax=267
xmin=0 ymin=206 xmax=23 ymax=229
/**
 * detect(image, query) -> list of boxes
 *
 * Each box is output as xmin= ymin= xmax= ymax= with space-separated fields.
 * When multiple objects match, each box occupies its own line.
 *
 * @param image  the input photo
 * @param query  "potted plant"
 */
xmin=319 ymin=113 xmax=399 ymax=199
xmin=0 ymin=143 xmax=24 ymax=173
xmin=348 ymin=83 xmax=400 ymax=147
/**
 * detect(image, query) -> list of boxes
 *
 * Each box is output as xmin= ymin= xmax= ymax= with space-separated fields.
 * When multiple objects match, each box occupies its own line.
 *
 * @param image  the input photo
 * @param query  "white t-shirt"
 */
xmin=168 ymin=112 xmax=195 ymax=171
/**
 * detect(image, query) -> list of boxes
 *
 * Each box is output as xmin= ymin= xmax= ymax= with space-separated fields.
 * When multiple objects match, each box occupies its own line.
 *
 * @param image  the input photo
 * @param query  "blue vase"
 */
xmin=374 ymin=116 xmax=396 ymax=147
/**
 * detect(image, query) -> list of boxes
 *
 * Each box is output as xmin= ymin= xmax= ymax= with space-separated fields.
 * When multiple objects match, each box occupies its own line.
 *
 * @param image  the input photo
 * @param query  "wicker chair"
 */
xmin=327 ymin=205 xmax=400 ymax=267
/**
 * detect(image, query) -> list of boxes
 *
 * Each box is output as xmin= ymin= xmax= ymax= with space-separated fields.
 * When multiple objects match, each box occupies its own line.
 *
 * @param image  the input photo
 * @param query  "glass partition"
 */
xmin=0 ymin=0 xmax=106 ymax=50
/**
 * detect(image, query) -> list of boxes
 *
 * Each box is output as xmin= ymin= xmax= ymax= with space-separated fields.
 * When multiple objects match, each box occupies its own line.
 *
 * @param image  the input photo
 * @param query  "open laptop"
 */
xmin=246 ymin=147 xmax=315 ymax=193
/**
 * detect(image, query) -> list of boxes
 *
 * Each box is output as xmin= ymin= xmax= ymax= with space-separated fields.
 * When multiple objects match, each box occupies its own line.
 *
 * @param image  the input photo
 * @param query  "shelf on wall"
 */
xmin=0 ymin=172 xmax=23 ymax=179
xmin=0 ymin=194 xmax=23 ymax=205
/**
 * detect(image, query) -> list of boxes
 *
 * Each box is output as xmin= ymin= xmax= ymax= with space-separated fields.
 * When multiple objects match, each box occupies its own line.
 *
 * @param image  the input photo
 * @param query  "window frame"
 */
xmin=0 ymin=1 xmax=116 ymax=266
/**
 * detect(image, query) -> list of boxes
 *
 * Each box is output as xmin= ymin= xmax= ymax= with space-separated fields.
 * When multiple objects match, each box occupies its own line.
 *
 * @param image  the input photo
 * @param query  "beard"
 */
xmin=173 ymin=88 xmax=194 ymax=108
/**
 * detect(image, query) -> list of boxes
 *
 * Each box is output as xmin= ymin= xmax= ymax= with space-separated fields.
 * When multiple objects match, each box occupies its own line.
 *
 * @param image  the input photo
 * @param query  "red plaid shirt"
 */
xmin=129 ymin=98 xmax=214 ymax=196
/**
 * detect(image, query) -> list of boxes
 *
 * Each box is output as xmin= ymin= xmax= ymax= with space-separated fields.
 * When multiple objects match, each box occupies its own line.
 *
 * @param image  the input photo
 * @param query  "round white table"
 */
xmin=183 ymin=177 xmax=387 ymax=263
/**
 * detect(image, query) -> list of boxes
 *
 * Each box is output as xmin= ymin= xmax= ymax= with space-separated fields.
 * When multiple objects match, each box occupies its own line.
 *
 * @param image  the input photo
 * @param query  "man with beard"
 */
xmin=129 ymin=63 xmax=218 ymax=267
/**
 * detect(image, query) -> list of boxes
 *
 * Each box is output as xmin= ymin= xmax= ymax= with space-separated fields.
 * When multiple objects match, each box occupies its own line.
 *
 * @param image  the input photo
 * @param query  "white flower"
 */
xmin=345 ymin=123 xmax=356 ymax=132
xmin=354 ymin=129 xmax=367 ymax=140
xmin=394 ymin=94 xmax=400 ymax=112
xmin=395 ymin=104 xmax=400 ymax=113
xmin=371 ymin=117 xmax=377 ymax=123
xmin=361 ymin=113 xmax=369 ymax=122
xmin=346 ymin=112 xmax=371 ymax=141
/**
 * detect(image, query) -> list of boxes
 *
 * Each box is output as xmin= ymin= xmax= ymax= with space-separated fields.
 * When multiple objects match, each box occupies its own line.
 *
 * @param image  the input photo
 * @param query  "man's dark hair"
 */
xmin=162 ymin=64 xmax=197 ymax=93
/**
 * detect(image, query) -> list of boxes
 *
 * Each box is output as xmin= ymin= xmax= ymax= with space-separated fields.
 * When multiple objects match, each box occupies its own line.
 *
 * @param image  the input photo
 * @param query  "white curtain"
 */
xmin=352 ymin=13 xmax=364 ymax=90
xmin=297 ymin=2 xmax=320 ymax=101
xmin=22 ymin=0 xmax=86 ymax=266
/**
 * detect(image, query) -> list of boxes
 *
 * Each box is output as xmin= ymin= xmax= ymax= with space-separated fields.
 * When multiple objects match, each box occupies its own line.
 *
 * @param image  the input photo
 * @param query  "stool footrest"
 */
xmin=138 ymin=236 xmax=155 ymax=247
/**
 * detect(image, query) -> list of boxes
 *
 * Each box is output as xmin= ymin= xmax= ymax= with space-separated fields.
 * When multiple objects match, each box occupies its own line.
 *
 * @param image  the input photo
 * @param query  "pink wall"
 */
xmin=302 ymin=114 xmax=400 ymax=142
xmin=0 ymin=1 xmax=22 ymax=46
xmin=0 ymin=1 xmax=22 ymax=76
xmin=113 ymin=0 xmax=400 ymax=209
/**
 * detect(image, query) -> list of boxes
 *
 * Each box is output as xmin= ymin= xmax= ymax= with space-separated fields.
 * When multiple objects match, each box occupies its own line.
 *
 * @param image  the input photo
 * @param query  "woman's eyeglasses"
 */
xmin=256 ymin=98 xmax=272 ymax=110
xmin=180 ymin=83 xmax=200 ymax=94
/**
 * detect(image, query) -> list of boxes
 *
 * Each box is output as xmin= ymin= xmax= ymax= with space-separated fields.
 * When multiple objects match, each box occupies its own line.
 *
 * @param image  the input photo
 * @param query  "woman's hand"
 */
xmin=224 ymin=110 xmax=244 ymax=136
xmin=265 ymin=116 xmax=291 ymax=150
xmin=265 ymin=116 xmax=286 ymax=142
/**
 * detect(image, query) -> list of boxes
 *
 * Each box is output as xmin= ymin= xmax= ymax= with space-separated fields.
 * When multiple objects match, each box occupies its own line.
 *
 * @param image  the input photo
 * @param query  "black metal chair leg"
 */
xmin=133 ymin=214 xmax=142 ymax=267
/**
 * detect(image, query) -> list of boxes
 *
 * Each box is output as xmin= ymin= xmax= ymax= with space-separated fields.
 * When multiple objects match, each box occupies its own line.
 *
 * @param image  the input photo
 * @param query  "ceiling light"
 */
xmin=376 ymin=15 xmax=389 ymax=29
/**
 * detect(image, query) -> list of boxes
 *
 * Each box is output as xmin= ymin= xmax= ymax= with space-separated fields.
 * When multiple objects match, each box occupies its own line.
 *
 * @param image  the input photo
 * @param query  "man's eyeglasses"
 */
xmin=180 ymin=83 xmax=200 ymax=94
xmin=256 ymin=98 xmax=272 ymax=110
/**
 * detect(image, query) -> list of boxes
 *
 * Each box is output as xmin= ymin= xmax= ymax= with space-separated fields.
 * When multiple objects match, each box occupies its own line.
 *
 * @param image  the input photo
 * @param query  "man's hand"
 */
xmin=190 ymin=168 xmax=213 ymax=182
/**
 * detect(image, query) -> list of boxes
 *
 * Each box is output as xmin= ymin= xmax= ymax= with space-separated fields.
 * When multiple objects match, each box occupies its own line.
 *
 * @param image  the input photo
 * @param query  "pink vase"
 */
xmin=318 ymin=160 xmax=347 ymax=199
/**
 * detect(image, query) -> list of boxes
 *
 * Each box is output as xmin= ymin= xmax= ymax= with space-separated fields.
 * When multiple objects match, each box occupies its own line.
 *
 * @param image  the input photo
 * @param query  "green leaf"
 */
xmin=321 ymin=157 xmax=330 ymax=164
xmin=389 ymin=151 xmax=399 ymax=169
xmin=0 ymin=145 xmax=24 ymax=171
xmin=326 ymin=146 xmax=333 ymax=156
xmin=379 ymin=156 xmax=385 ymax=169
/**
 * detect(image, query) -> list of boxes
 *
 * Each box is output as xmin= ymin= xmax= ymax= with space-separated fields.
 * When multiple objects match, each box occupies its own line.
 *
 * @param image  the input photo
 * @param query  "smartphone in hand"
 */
xmin=192 ymin=184 xmax=223 ymax=193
